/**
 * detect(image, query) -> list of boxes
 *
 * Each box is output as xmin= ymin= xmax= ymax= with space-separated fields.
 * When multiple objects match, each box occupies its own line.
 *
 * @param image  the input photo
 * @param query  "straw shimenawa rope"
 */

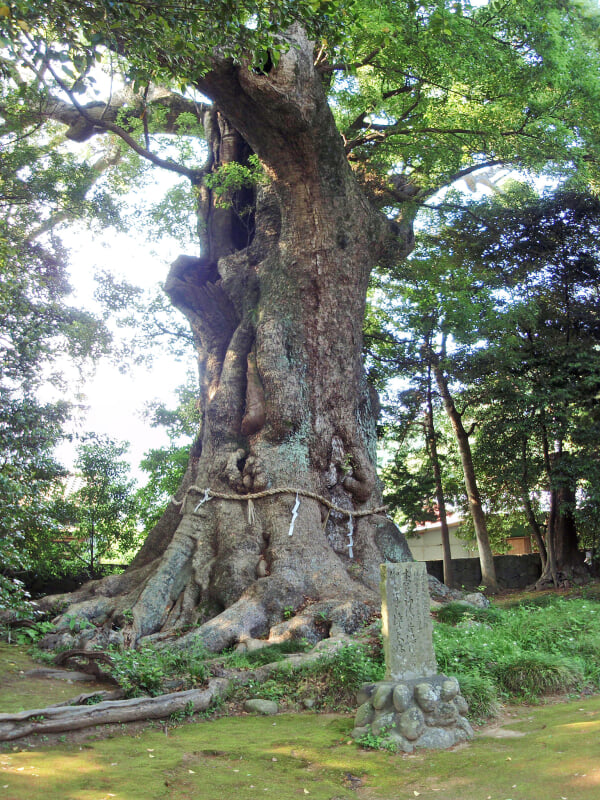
xmin=170 ymin=486 xmax=389 ymax=560
xmin=178 ymin=484 xmax=389 ymax=518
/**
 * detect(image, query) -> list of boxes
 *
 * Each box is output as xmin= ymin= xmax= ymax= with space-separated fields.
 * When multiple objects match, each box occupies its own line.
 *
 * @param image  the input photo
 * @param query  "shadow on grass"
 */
xmin=1 ymin=697 xmax=600 ymax=800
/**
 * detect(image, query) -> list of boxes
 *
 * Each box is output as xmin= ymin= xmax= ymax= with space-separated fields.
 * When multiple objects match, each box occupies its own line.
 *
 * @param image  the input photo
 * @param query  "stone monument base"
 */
xmin=352 ymin=675 xmax=474 ymax=753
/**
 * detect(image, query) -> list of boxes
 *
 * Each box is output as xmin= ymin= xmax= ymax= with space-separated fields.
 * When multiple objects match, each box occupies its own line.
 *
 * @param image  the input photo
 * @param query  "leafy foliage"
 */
xmin=64 ymin=434 xmax=140 ymax=572
xmin=0 ymin=95 xmax=111 ymax=609
xmin=434 ymin=595 xmax=600 ymax=708
xmin=1 ymin=0 xmax=600 ymax=610
xmin=233 ymin=641 xmax=385 ymax=711
xmin=136 ymin=376 xmax=200 ymax=532
xmin=109 ymin=640 xmax=209 ymax=697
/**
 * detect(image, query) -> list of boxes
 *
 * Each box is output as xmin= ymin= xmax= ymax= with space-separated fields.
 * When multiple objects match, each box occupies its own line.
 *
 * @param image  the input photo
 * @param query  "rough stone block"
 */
xmin=352 ymin=675 xmax=473 ymax=753
xmin=351 ymin=725 xmax=369 ymax=741
xmin=244 ymin=699 xmax=278 ymax=715
xmin=441 ymin=677 xmax=460 ymax=701
xmin=427 ymin=701 xmax=459 ymax=727
xmin=357 ymin=683 xmax=377 ymax=706
xmin=457 ymin=716 xmax=475 ymax=739
xmin=392 ymin=682 xmax=412 ymax=712
xmin=372 ymin=683 xmax=394 ymax=710
xmin=416 ymin=727 xmax=457 ymax=750
xmin=454 ymin=695 xmax=469 ymax=715
xmin=381 ymin=562 xmax=438 ymax=680
xmin=372 ymin=711 xmax=396 ymax=737
xmin=414 ymin=682 xmax=439 ymax=712
xmin=354 ymin=701 xmax=375 ymax=727
xmin=387 ymin=730 xmax=415 ymax=753
xmin=398 ymin=707 xmax=425 ymax=740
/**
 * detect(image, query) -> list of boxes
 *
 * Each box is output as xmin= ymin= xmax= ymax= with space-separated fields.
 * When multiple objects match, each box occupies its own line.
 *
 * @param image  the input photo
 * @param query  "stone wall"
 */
xmin=426 ymin=553 xmax=542 ymax=590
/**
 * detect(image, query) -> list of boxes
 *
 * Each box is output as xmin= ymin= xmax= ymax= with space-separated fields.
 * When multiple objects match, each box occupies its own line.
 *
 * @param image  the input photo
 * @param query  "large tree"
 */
xmin=0 ymin=87 xmax=110 ymax=610
xmin=454 ymin=190 xmax=600 ymax=585
xmin=3 ymin=0 xmax=600 ymax=651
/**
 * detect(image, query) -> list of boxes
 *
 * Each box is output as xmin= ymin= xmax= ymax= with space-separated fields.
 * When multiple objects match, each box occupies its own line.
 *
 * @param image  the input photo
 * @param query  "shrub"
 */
xmin=435 ymin=601 xmax=503 ymax=626
xmin=433 ymin=594 xmax=600 ymax=717
xmin=230 ymin=639 xmax=309 ymax=667
xmin=491 ymin=653 xmax=584 ymax=699
xmin=232 ymin=642 xmax=385 ymax=712
xmin=109 ymin=641 xmax=209 ymax=697
xmin=452 ymin=673 xmax=500 ymax=721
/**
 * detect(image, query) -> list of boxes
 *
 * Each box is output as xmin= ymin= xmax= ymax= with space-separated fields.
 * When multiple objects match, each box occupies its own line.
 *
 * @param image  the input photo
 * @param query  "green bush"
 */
xmin=434 ymin=602 xmax=503 ymax=626
xmin=109 ymin=641 xmax=209 ymax=697
xmin=452 ymin=673 xmax=500 ymax=721
xmin=226 ymin=639 xmax=309 ymax=668
xmin=231 ymin=642 xmax=385 ymax=712
xmin=433 ymin=595 xmax=600 ymax=717
xmin=491 ymin=653 xmax=584 ymax=699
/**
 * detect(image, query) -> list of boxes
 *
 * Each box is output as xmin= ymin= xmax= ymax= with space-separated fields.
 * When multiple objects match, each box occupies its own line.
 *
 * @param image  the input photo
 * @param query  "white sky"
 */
xmin=52 ymin=225 xmax=196 ymax=481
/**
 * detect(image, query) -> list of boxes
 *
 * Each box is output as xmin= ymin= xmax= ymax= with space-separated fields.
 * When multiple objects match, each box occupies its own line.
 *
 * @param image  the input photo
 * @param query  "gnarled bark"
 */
xmin=39 ymin=27 xmax=413 ymax=656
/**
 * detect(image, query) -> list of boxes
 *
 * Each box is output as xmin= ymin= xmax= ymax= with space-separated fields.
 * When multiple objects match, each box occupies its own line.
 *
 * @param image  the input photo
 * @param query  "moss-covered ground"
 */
xmin=3 ymin=586 xmax=600 ymax=800
xmin=0 ymin=643 xmax=109 ymax=714
xmin=1 ymin=640 xmax=599 ymax=800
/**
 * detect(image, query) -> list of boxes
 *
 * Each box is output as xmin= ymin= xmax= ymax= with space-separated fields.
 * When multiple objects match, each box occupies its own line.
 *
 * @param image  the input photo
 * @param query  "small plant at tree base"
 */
xmin=169 ymin=700 xmax=196 ymax=724
xmin=83 ymin=694 xmax=105 ymax=705
xmin=9 ymin=620 xmax=55 ymax=645
xmin=357 ymin=725 xmax=398 ymax=753
xmin=109 ymin=641 xmax=209 ymax=697
xmin=66 ymin=615 xmax=96 ymax=634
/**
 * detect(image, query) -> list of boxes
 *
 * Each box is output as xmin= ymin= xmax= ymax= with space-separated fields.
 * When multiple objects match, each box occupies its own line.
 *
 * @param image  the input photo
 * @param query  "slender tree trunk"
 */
xmin=89 ymin=520 xmax=95 ymax=576
xmin=519 ymin=437 xmax=547 ymax=571
xmin=536 ymin=429 xmax=583 ymax=587
xmin=536 ymin=423 xmax=559 ymax=587
xmin=424 ymin=363 xmax=454 ymax=587
xmin=430 ymin=356 xmax=499 ymax=593
xmin=39 ymin=28 xmax=414 ymax=654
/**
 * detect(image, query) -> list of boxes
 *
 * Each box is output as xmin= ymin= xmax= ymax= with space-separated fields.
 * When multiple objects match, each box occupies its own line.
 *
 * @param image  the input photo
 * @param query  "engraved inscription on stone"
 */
xmin=381 ymin=561 xmax=437 ymax=680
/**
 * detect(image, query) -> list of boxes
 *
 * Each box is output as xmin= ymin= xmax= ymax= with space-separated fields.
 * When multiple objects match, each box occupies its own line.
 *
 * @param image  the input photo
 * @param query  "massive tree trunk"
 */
xmin=39 ymin=28 xmax=413 ymax=654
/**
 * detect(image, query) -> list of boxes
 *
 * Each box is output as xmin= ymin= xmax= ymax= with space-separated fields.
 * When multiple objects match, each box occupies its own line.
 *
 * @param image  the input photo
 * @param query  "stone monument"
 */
xmin=352 ymin=562 xmax=474 ymax=752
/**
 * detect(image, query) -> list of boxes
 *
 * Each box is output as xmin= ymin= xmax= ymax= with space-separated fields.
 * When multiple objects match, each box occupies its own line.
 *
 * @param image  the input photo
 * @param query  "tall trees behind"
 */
xmin=0 ymin=109 xmax=113 ymax=609
xmin=1 ymin=0 xmax=600 ymax=647
xmin=376 ymin=189 xmax=600 ymax=586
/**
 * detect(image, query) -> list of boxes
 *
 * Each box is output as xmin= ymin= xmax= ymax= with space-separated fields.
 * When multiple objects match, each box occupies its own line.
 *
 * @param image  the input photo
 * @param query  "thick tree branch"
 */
xmin=44 ymin=64 xmax=201 ymax=179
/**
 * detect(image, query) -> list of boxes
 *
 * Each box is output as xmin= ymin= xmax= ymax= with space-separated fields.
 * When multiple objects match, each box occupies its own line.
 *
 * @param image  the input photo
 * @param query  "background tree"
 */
xmin=135 ymin=377 xmax=200 ymax=534
xmin=389 ymin=188 xmax=600 ymax=585
xmin=0 ymin=95 xmax=111 ymax=610
xmin=379 ymin=382 xmax=460 ymax=587
xmin=449 ymin=190 xmax=600 ymax=585
xmin=65 ymin=435 xmax=139 ymax=576
xmin=367 ymin=225 xmax=502 ymax=590
xmin=1 ymin=0 xmax=599 ymax=650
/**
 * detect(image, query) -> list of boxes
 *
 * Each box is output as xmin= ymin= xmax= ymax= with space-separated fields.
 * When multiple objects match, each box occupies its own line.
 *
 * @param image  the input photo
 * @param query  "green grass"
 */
xmin=0 ymin=642 xmax=110 ymax=713
xmin=4 ymin=591 xmax=600 ymax=798
xmin=2 ymin=698 xmax=600 ymax=800
xmin=434 ymin=594 xmax=600 ymax=707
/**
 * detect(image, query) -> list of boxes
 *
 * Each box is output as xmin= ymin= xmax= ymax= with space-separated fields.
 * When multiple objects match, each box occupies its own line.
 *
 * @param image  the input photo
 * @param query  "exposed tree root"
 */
xmin=53 ymin=649 xmax=117 ymax=683
xmin=0 ymin=679 xmax=229 ymax=742
xmin=46 ymin=689 xmax=125 ymax=707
